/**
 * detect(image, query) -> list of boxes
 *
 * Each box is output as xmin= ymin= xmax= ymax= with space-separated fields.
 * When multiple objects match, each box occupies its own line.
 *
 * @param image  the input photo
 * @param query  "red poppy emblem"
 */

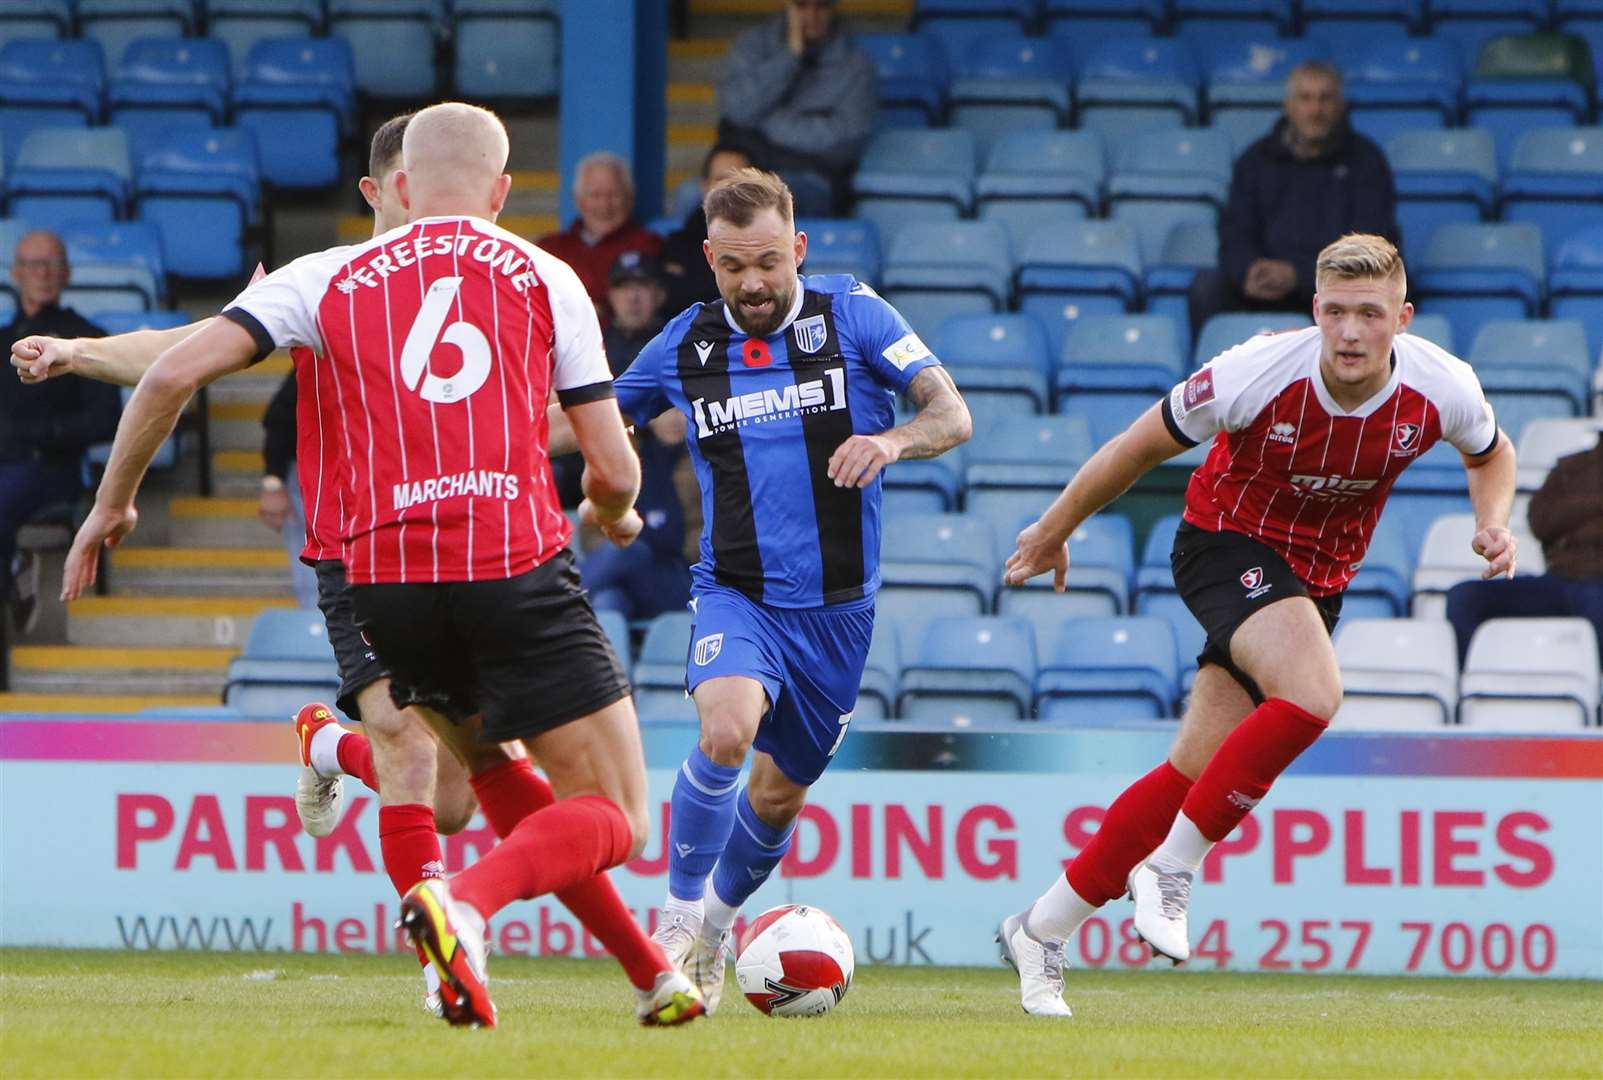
xmin=742 ymin=339 xmax=773 ymax=368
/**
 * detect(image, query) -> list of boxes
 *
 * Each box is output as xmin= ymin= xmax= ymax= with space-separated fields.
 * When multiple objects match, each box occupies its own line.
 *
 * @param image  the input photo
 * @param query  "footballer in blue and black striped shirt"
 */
xmin=613 ymin=168 xmax=971 ymax=1011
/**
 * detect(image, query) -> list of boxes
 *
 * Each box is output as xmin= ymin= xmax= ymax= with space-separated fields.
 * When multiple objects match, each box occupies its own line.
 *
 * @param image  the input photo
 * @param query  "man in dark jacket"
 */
xmin=1189 ymin=62 xmax=1400 ymax=344
xmin=1 ymin=230 xmax=117 ymax=630
xmin=661 ymin=143 xmax=751 ymax=317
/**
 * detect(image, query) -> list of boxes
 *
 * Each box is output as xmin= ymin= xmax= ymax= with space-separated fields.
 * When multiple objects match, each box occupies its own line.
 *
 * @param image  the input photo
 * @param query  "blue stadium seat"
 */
xmin=1468 ymin=318 xmax=1592 ymax=418
xmin=1344 ymin=512 xmax=1413 ymax=619
xmin=1391 ymin=438 xmax=1471 ymax=499
xmin=1465 ymin=75 xmax=1594 ymax=172
xmin=594 ymin=607 xmax=631 ymax=668
xmin=996 ymin=511 xmax=1135 ymax=619
xmin=852 ymin=128 xmax=977 ymax=246
xmin=92 ymin=309 xmax=190 ymax=335
xmin=1144 ymin=220 xmax=1216 ymax=345
xmin=948 ymin=33 xmax=1074 ymax=155
xmin=1193 ymin=311 xmax=1311 ymax=370
xmin=1429 ymin=1 xmax=1548 ymax=64
xmin=1548 ymin=224 xmax=1603 ymax=358
xmin=898 ymin=615 xmax=1037 ymax=721
xmin=855 ymin=32 xmax=951 ymax=128
xmin=876 ymin=582 xmax=986 ymax=660
xmin=1056 ymin=313 xmax=1183 ymax=409
xmin=0 ymin=2 xmax=71 ymax=49
xmin=206 ymin=0 xmax=324 ymax=76
xmin=882 ymin=221 xmax=1013 ymax=339
xmin=914 ymin=0 xmax=1034 ymax=62
xmin=884 ymin=446 xmax=963 ymax=513
xmin=77 ymin=1 xmax=195 ymax=72
xmin=225 ymin=674 xmax=343 ymax=719
xmin=1500 ymin=127 xmax=1603 ymax=261
xmin=0 ymin=39 xmax=105 ymax=124
xmin=934 ymin=311 xmax=1052 ymax=411
xmin=453 ymin=0 xmax=560 ymax=100
xmin=1108 ymin=199 xmax=1216 ymax=271
xmin=975 ymin=129 xmax=1103 ymax=251
xmin=233 ymin=38 xmax=354 ymax=190
xmin=107 ymin=37 xmax=231 ymax=160
xmin=328 ymin=0 xmax=442 ymax=99
xmin=1043 ymin=0 xmax=1163 ymax=40
xmin=1414 ymin=222 xmax=1545 ymax=352
xmin=1558 ymin=7 xmax=1603 ymax=87
xmin=878 ymin=510 xmax=997 ymax=610
xmin=633 ymin=611 xmax=692 ymax=691
xmin=1203 ymin=37 xmax=1330 ymax=138
xmin=1386 ymin=127 xmax=1498 ymax=266
xmin=965 ymin=414 xmax=1094 ymax=495
xmin=858 ymin=618 xmax=902 ymax=718
xmin=1403 ymin=313 xmax=1456 ymax=354
xmin=798 ymin=218 xmax=882 ymax=285
xmin=1015 ymin=220 xmax=1143 ymax=355
xmin=1135 ymin=512 xmax=1183 ymax=603
xmin=634 ymin=688 xmax=699 ymax=725
xmin=1342 ymin=38 xmax=1463 ymax=148
xmin=1136 ymin=592 xmax=1207 ymax=681
xmin=134 ymin=128 xmax=259 ymax=280
xmin=1075 ymin=39 xmax=1201 ymax=134
xmin=1107 ymin=128 xmax=1232 ymax=212
xmin=1172 ymin=0 xmax=1292 ymax=51
xmin=241 ymin=608 xmax=337 ymax=660
xmin=1035 ymin=615 xmax=1180 ymax=722
xmin=0 ymin=217 xmax=31 ymax=264
xmin=61 ymin=220 xmax=167 ymax=307
xmin=7 ymin=128 xmax=130 ymax=229
xmin=0 ymin=106 xmax=84 ymax=175
xmin=1302 ymin=0 xmax=1423 ymax=53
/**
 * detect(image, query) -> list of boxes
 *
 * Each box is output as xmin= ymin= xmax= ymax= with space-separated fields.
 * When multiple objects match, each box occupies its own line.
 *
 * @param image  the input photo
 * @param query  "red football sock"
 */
xmin=378 ymin=803 xmax=444 ymax=899
xmin=451 ymin=794 xmax=634 ymax=923
xmin=470 ymin=760 xmax=669 ymax=991
xmin=1066 ymin=761 xmax=1193 ymax=907
xmin=1181 ymin=697 xmax=1327 ymax=842
xmin=336 ymin=732 xmax=380 ymax=793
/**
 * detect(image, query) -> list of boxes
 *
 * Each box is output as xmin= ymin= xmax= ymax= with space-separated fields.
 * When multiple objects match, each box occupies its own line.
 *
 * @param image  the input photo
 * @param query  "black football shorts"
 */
xmin=313 ymin=559 xmax=387 ymax=723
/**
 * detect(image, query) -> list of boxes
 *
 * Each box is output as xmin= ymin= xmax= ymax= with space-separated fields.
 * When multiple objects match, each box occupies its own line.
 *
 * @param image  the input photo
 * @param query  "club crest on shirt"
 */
xmin=792 ymin=315 xmax=828 ymax=355
xmin=1392 ymin=423 xmax=1421 ymax=455
xmin=693 ymin=633 xmax=724 ymax=666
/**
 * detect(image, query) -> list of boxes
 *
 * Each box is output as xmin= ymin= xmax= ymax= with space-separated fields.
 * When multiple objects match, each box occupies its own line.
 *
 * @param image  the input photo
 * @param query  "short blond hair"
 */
xmin=1316 ymin=233 xmax=1406 ymax=294
xmin=703 ymin=167 xmax=794 ymax=229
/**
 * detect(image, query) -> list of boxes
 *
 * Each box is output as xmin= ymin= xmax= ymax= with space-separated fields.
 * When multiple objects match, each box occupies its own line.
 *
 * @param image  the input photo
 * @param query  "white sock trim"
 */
xmin=1148 ymin=812 xmax=1214 ymax=874
xmin=308 ymin=722 xmax=348 ymax=778
xmin=1025 ymin=873 xmax=1098 ymax=944
xmin=702 ymin=879 xmax=739 ymax=937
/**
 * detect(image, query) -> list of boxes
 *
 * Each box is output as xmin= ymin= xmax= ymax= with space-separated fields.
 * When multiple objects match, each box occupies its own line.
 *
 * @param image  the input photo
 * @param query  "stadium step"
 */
xmin=208 ymin=398 xmax=267 ymax=452
xmin=0 ymin=692 xmax=219 ymax=715
xmin=669 ymin=39 xmax=728 ymax=84
xmin=66 ymin=595 xmax=298 ymax=649
xmin=213 ymin=450 xmax=265 ymax=498
xmin=668 ymin=123 xmax=720 ymax=177
xmin=165 ymin=496 xmax=282 ymax=549
xmin=503 ymin=170 xmax=560 ymax=219
xmin=108 ymin=546 xmax=293 ymax=597
xmin=6 ymin=645 xmax=235 ymax=696
xmin=667 ymin=82 xmax=718 ymax=127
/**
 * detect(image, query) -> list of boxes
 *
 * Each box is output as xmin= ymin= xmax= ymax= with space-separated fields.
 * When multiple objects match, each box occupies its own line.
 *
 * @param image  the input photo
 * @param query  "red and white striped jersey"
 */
xmin=1161 ymin=326 xmax=1499 ymax=596
xmin=223 ymin=216 xmax=613 ymax=585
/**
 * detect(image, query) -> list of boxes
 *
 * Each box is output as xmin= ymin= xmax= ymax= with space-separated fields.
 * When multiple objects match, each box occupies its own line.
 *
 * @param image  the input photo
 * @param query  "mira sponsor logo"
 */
xmin=1290 ymin=474 xmax=1379 ymax=499
xmin=690 ymin=367 xmax=847 ymax=438
xmin=393 ymin=468 xmax=520 ymax=510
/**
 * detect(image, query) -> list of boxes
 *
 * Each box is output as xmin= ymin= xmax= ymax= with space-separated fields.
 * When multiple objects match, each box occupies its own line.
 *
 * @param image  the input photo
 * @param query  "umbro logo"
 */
xmin=693 ymin=341 xmax=714 ymax=366
xmin=1268 ymin=421 xmax=1296 ymax=444
xmin=1226 ymin=790 xmax=1261 ymax=811
xmin=421 ymin=859 xmax=447 ymax=879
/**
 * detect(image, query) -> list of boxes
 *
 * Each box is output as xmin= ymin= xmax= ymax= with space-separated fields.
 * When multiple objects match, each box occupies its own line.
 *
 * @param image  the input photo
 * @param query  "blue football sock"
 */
xmin=708 ymin=789 xmax=796 ymax=925
xmin=666 ymin=746 xmax=741 ymax=902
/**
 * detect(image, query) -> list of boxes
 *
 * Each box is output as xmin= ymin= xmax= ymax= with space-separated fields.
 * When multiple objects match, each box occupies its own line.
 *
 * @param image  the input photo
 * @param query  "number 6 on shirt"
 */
xmin=401 ymin=275 xmax=491 ymax=404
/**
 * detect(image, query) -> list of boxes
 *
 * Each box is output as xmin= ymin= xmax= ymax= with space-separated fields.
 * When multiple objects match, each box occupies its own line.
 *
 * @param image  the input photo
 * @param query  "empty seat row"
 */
xmin=0 ymin=3 xmax=559 ymax=99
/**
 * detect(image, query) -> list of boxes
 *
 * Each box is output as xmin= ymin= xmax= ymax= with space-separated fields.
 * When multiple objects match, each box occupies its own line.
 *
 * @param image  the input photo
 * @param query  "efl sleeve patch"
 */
xmin=882 ymin=332 xmax=933 ymax=371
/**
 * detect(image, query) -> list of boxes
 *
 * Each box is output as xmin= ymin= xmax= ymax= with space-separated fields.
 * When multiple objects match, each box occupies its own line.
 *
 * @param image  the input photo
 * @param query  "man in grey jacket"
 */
xmin=716 ymin=0 xmax=876 ymax=213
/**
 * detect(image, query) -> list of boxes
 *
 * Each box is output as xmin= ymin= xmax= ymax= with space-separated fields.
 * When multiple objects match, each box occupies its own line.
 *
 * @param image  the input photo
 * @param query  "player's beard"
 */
xmin=728 ymin=279 xmax=795 ymax=338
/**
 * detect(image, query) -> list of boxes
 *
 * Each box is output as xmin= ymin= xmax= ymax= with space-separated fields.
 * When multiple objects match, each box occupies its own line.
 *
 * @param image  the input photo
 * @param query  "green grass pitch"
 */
xmin=2 ymin=949 xmax=1599 ymax=1078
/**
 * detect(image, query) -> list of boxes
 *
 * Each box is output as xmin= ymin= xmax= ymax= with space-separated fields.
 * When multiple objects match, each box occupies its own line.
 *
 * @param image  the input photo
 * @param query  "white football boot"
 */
xmin=997 ymin=907 xmax=1072 ymax=1017
xmin=292 ymin=703 xmax=344 ymax=838
xmin=650 ymin=912 xmax=728 ymax=1015
xmin=1128 ymin=861 xmax=1193 ymax=963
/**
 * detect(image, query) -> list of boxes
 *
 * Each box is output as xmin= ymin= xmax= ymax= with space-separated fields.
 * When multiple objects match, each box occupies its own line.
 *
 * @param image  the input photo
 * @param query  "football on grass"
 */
xmin=734 ymin=904 xmax=854 ymax=1018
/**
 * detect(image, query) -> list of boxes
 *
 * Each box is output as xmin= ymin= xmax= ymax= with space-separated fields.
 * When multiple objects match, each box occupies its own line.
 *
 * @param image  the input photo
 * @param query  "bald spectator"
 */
xmin=660 ymin=143 xmax=752 ymax=314
xmin=538 ymin=151 xmax=662 ymax=324
xmin=716 ymin=0 xmax=875 ymax=213
xmin=1189 ymin=62 xmax=1400 ymax=342
xmin=2 ymin=230 xmax=118 ymax=632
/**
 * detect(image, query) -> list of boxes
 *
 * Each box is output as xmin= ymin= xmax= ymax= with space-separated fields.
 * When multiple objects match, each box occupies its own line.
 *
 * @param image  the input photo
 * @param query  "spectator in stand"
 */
xmin=1189 ymin=62 xmax=1399 ymax=343
xmin=1 ymin=230 xmax=117 ymax=633
xmin=538 ymin=151 xmax=662 ymax=325
xmin=661 ymin=143 xmax=752 ymax=316
xmin=715 ymin=0 xmax=875 ymax=214
xmin=1446 ymin=432 xmax=1603 ymax=664
xmin=258 ymin=372 xmax=319 ymax=609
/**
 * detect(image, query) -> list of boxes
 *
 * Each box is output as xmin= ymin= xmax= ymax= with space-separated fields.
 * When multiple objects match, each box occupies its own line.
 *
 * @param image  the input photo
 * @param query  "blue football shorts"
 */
xmin=684 ymin=582 xmax=875 ymax=787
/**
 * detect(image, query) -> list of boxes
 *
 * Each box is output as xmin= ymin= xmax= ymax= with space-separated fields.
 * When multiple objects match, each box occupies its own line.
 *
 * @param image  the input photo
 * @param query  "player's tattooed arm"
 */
xmin=827 ymin=366 xmax=972 ymax=489
xmin=11 ymin=321 xmax=213 ymax=388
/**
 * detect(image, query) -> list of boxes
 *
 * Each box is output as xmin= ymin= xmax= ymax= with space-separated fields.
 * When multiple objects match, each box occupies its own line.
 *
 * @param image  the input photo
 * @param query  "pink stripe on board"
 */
xmin=0 ymin=720 xmax=294 ymax=763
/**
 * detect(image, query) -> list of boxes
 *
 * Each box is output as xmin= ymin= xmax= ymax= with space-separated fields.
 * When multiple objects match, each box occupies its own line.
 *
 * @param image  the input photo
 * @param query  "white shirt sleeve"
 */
xmin=1163 ymin=338 xmax=1270 ymax=445
xmin=1434 ymin=355 xmax=1500 ymax=456
xmin=542 ymin=254 xmax=612 ymax=396
xmin=222 ymin=249 xmax=343 ymax=355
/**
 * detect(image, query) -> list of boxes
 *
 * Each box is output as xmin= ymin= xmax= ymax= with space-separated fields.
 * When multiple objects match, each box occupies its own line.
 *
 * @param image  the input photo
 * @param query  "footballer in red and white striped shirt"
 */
xmin=995 ymin=234 xmax=1518 ymax=1016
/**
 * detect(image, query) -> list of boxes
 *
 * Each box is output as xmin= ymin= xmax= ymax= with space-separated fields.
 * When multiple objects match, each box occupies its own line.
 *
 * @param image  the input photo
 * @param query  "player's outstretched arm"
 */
xmin=1461 ymin=428 xmax=1518 ymax=579
xmin=62 ymin=319 xmax=260 ymax=600
xmin=566 ymin=396 xmax=643 ymax=547
xmin=11 ymin=321 xmax=214 ymax=388
xmin=1004 ymin=401 xmax=1189 ymax=591
xmin=828 ymin=366 xmax=972 ymax=489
